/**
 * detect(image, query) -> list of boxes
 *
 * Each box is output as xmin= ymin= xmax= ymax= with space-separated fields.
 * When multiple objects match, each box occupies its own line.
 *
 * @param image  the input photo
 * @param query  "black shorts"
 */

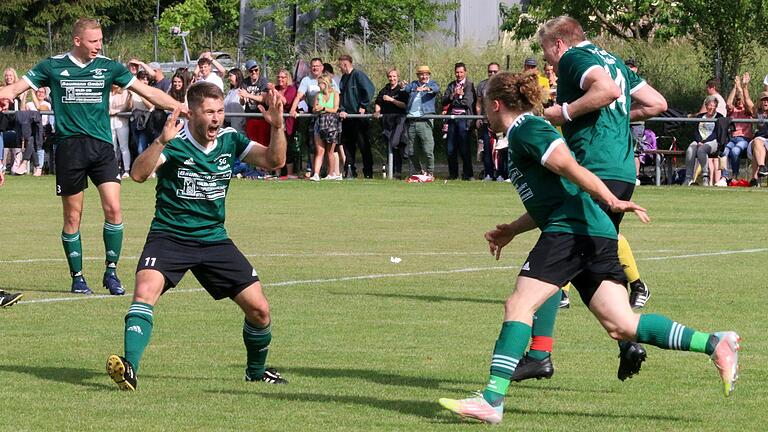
xmin=136 ymin=232 xmax=260 ymax=300
xmin=55 ymin=136 xmax=120 ymax=196
xmin=594 ymin=180 xmax=635 ymax=232
xmin=519 ymin=232 xmax=627 ymax=307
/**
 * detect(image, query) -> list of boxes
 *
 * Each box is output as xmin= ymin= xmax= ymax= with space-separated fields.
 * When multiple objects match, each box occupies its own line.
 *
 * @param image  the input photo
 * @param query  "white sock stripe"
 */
xmin=61 ymin=234 xmax=80 ymax=242
xmin=490 ymin=362 xmax=518 ymax=371
xmin=243 ymin=322 xmax=271 ymax=334
xmin=491 ymin=358 xmax=519 ymax=368
xmin=668 ymin=322 xmax=684 ymax=350
xmin=492 ymin=354 xmax=519 ymax=363
xmin=675 ymin=323 xmax=686 ymax=350
xmin=128 ymin=306 xmax=153 ymax=316
xmin=103 ymin=222 xmax=124 ymax=230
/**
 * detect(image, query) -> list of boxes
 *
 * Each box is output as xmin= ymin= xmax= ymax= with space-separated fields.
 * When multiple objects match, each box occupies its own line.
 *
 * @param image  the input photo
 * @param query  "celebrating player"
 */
xmin=106 ymin=82 xmax=288 ymax=390
xmin=438 ymin=71 xmax=740 ymax=425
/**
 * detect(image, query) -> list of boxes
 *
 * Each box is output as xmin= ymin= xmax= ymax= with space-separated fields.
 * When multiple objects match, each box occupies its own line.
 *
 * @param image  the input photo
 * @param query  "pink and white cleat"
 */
xmin=439 ymin=395 xmax=503 ymax=424
xmin=710 ymin=331 xmax=741 ymax=397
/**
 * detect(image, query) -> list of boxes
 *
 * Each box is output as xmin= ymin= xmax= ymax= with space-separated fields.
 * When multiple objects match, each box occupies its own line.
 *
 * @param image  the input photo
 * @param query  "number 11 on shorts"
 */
xmin=144 ymin=257 xmax=157 ymax=267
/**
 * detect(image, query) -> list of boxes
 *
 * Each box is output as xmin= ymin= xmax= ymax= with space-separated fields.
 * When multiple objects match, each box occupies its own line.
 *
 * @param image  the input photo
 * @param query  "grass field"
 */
xmin=1 ymin=177 xmax=766 ymax=431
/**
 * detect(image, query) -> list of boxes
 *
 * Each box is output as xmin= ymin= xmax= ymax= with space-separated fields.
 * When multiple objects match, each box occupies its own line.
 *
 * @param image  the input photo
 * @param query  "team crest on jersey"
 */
xmin=215 ymin=154 xmax=231 ymax=171
xmin=92 ymin=68 xmax=108 ymax=78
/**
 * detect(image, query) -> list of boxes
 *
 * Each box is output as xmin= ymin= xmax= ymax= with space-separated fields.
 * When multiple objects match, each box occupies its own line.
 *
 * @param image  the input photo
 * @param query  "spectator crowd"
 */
xmin=2 ymin=52 xmax=768 ymax=186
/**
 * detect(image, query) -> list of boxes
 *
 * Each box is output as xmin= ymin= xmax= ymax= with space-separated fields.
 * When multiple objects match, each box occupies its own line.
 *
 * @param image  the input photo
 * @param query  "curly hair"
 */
xmin=484 ymin=71 xmax=545 ymax=114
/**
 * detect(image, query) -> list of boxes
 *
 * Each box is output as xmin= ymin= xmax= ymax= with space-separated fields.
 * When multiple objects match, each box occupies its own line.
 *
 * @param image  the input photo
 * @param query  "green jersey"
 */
xmin=506 ymin=113 xmax=617 ymax=239
xmin=23 ymin=53 xmax=135 ymax=144
xmin=556 ymin=41 xmax=645 ymax=183
xmin=150 ymin=126 xmax=254 ymax=242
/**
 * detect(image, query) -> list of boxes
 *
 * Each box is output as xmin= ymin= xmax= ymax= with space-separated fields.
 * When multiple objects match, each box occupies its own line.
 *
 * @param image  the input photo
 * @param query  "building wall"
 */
xmin=438 ymin=0 xmax=523 ymax=47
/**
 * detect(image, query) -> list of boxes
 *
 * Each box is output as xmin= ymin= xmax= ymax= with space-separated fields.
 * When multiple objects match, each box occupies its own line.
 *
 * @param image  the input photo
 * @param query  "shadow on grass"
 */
xmin=354 ymin=292 xmax=500 ymax=305
xmin=205 ymin=389 xmax=694 ymax=424
xmin=0 ymin=364 xmax=113 ymax=390
xmin=282 ymin=366 xmax=473 ymax=390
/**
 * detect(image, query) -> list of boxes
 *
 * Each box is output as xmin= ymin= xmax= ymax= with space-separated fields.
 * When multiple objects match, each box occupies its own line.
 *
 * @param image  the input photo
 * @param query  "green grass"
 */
xmin=0 ymin=177 xmax=766 ymax=431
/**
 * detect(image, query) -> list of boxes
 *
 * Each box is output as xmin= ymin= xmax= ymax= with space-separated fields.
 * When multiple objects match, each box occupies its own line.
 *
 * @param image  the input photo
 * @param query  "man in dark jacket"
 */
xmin=338 ymin=55 xmax=376 ymax=178
xmin=442 ymin=62 xmax=476 ymax=180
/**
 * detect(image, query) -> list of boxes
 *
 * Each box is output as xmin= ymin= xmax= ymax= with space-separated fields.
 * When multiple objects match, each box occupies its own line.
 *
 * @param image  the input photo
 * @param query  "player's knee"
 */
xmin=244 ymin=304 xmax=270 ymax=327
xmin=604 ymin=321 xmax=636 ymax=341
xmin=502 ymin=296 xmax=534 ymax=320
xmin=102 ymin=204 xmax=122 ymax=222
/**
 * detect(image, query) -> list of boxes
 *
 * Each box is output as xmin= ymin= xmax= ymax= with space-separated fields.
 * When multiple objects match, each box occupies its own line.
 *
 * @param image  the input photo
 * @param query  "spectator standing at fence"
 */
xmin=273 ymin=69 xmax=298 ymax=177
xmin=0 ymin=17 xmax=186 ymax=294
xmin=3 ymin=68 xmax=27 ymax=171
xmin=323 ymin=62 xmax=345 ymax=178
xmin=684 ymin=96 xmax=724 ymax=186
xmin=196 ymin=56 xmax=223 ymax=91
xmin=374 ymin=69 xmax=409 ymax=179
xmin=338 ymin=55 xmax=376 ymax=179
xmin=747 ymin=91 xmax=768 ymax=185
xmin=22 ymin=87 xmax=52 ymax=176
xmin=721 ymin=74 xmax=754 ymax=183
xmin=110 ymin=84 xmax=132 ymax=178
xmin=404 ymin=66 xmax=440 ymax=180
xmin=310 ymin=74 xmax=342 ymax=181
xmin=522 ymin=57 xmax=551 ymax=105
xmin=476 ymin=63 xmax=501 ymax=180
xmin=223 ymin=68 xmax=246 ymax=134
xmin=130 ymin=70 xmax=155 ymax=155
xmin=697 ymin=78 xmax=727 ymax=117
xmin=168 ymin=70 xmax=189 ymax=104
xmin=442 ymin=62 xmax=476 ymax=180
xmin=240 ymin=60 xmax=270 ymax=147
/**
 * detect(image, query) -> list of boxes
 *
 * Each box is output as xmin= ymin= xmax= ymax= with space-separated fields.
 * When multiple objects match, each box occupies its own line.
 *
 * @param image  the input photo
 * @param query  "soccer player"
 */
xmin=510 ymin=15 xmax=669 ymax=383
xmin=105 ymin=82 xmax=288 ymax=391
xmin=0 ymin=18 xmax=186 ymax=295
xmin=438 ymin=71 xmax=740 ymax=425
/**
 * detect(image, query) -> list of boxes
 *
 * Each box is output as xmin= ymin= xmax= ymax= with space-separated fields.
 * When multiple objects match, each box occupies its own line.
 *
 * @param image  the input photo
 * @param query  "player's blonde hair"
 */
xmin=72 ymin=18 xmax=101 ymax=38
xmin=484 ymin=71 xmax=544 ymax=114
xmin=537 ymin=16 xmax=585 ymax=46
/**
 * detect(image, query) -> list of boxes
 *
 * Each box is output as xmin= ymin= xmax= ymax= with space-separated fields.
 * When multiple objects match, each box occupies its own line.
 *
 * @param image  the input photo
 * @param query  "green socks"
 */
xmin=243 ymin=320 xmax=272 ymax=378
xmin=124 ymin=302 xmax=154 ymax=372
xmin=636 ymin=314 xmax=715 ymax=354
xmin=482 ymin=320 xmax=531 ymax=405
xmin=103 ymin=221 xmax=124 ymax=274
xmin=61 ymin=231 xmax=83 ymax=278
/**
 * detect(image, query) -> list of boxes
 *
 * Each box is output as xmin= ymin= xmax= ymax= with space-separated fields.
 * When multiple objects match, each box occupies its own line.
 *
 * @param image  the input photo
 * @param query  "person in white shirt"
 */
xmin=196 ymin=57 xmax=223 ymax=91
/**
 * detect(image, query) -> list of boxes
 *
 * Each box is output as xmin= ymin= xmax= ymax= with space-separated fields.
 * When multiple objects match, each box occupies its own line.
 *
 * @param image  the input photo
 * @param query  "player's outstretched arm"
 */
xmin=242 ymin=89 xmax=286 ymax=170
xmin=129 ymin=79 xmax=188 ymax=114
xmin=0 ymin=80 xmax=32 ymax=103
xmin=131 ymin=106 xmax=183 ymax=182
xmin=485 ymin=213 xmax=537 ymax=261
xmin=544 ymin=140 xmax=650 ymax=224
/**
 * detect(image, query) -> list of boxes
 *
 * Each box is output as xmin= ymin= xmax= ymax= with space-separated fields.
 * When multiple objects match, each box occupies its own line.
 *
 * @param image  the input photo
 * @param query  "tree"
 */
xmin=249 ymin=0 xmax=455 ymax=48
xmin=500 ymin=0 xmax=685 ymax=41
xmin=158 ymin=0 xmax=239 ymax=56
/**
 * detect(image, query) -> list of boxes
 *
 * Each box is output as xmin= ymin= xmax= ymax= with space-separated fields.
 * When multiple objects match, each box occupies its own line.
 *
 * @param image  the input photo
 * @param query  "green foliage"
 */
xmin=500 ymin=0 xmax=683 ymax=41
xmin=158 ymin=0 xmax=239 ymax=57
xmin=246 ymin=0 xmax=299 ymax=72
xmin=0 ymin=0 xmax=158 ymax=49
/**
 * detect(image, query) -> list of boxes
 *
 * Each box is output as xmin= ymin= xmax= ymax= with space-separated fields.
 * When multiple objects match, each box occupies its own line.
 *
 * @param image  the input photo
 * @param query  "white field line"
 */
xmin=14 ymin=247 xmax=768 ymax=306
xmin=0 ymin=249 xmax=690 ymax=265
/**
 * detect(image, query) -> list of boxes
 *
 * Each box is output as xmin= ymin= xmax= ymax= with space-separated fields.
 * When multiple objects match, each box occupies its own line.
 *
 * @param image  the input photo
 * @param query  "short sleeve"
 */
xmin=559 ymin=49 xmax=601 ymax=91
xmin=517 ymin=119 xmax=565 ymax=165
xmin=23 ymin=59 xmax=51 ymax=90
xmin=625 ymin=67 xmax=646 ymax=95
xmin=234 ymin=131 xmax=255 ymax=159
xmin=111 ymin=61 xmax=136 ymax=89
xmin=298 ymin=77 xmax=309 ymax=94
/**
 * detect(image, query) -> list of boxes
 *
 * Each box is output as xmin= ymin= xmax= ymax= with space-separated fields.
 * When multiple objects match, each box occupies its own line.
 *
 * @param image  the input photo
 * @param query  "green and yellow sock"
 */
xmin=124 ymin=302 xmax=154 ymax=372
